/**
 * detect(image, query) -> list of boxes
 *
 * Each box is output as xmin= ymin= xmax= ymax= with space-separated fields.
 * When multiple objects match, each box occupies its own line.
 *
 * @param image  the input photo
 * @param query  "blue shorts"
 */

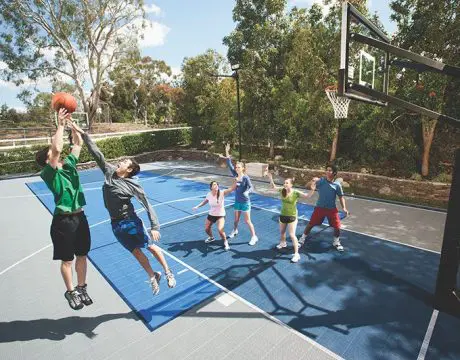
xmin=111 ymin=215 xmax=152 ymax=252
xmin=233 ymin=202 xmax=251 ymax=212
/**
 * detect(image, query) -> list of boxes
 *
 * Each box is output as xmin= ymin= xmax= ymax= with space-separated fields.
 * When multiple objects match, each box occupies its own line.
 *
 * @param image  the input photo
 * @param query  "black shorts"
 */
xmin=279 ymin=215 xmax=297 ymax=224
xmin=207 ymin=215 xmax=224 ymax=224
xmin=50 ymin=212 xmax=91 ymax=261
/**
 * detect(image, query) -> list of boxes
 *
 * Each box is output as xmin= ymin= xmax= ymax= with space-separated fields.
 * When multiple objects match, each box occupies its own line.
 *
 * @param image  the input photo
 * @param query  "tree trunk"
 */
xmin=330 ymin=120 xmax=339 ymax=161
xmin=269 ymin=140 xmax=275 ymax=159
xmin=421 ymin=116 xmax=438 ymax=177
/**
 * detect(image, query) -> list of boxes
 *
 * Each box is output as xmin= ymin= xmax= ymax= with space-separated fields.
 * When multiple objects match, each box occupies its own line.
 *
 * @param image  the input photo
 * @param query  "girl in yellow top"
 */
xmin=267 ymin=172 xmax=315 ymax=263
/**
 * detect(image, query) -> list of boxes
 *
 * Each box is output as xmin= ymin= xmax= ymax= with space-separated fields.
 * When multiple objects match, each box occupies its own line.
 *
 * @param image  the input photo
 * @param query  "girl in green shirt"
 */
xmin=267 ymin=172 xmax=315 ymax=263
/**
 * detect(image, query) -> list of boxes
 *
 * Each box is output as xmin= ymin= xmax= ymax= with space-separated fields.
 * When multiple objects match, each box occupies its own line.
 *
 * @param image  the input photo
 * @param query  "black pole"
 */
xmin=435 ymin=147 xmax=460 ymax=317
xmin=235 ymin=70 xmax=242 ymax=161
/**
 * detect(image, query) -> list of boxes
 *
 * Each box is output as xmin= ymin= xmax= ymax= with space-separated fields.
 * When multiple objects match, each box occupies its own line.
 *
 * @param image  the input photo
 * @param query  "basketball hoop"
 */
xmin=325 ymin=85 xmax=351 ymax=119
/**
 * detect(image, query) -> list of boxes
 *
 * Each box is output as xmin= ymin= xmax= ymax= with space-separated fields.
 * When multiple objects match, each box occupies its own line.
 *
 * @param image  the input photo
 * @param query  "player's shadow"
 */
xmin=0 ymin=312 xmax=138 ymax=342
xmin=166 ymin=239 xmax=224 ymax=257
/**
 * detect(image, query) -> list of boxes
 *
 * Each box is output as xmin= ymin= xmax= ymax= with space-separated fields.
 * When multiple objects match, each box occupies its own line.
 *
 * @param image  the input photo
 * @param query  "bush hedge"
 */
xmin=0 ymin=128 xmax=192 ymax=176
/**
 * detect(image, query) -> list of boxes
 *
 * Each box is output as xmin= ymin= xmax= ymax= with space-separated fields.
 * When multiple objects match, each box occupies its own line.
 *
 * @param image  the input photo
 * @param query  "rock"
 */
xmin=275 ymin=155 xmax=283 ymax=161
xmin=378 ymin=186 xmax=391 ymax=195
xmin=178 ymin=157 xmax=183 ymax=160
xmin=360 ymin=168 xmax=369 ymax=174
xmin=342 ymin=181 xmax=350 ymax=188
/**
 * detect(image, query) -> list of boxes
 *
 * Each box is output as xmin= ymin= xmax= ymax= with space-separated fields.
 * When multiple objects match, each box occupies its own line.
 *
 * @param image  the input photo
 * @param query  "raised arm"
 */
xmin=68 ymin=121 xmax=111 ymax=174
xmin=69 ymin=121 xmax=82 ymax=159
xmin=225 ymin=143 xmax=238 ymax=177
xmin=223 ymin=179 xmax=237 ymax=196
xmin=48 ymin=108 xmax=68 ymax=169
xmin=267 ymin=172 xmax=281 ymax=191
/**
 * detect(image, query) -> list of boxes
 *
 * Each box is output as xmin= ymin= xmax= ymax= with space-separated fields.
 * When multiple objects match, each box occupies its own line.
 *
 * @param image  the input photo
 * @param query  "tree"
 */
xmin=108 ymin=51 xmax=172 ymax=124
xmin=0 ymin=0 xmax=147 ymax=128
xmin=224 ymin=0 xmax=291 ymax=158
xmin=180 ymin=49 xmax=231 ymax=146
xmin=390 ymin=0 xmax=460 ymax=176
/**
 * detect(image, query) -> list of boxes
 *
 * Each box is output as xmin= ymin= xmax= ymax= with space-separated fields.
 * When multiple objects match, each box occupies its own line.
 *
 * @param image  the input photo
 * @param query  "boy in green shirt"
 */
xmin=35 ymin=108 xmax=92 ymax=310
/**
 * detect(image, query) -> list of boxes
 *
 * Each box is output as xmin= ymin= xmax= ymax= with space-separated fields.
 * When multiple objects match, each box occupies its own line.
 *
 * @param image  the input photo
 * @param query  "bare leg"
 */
xmin=205 ymin=219 xmax=213 ymax=238
xmin=147 ymin=244 xmax=171 ymax=274
xmin=287 ymin=220 xmax=299 ymax=254
xmin=303 ymin=223 xmax=313 ymax=236
xmin=243 ymin=211 xmax=256 ymax=237
xmin=279 ymin=222 xmax=287 ymax=245
xmin=132 ymin=248 xmax=156 ymax=278
xmin=233 ymin=210 xmax=241 ymax=231
xmin=75 ymin=256 xmax=88 ymax=287
xmin=60 ymin=261 xmax=74 ymax=291
xmin=216 ymin=218 xmax=226 ymax=241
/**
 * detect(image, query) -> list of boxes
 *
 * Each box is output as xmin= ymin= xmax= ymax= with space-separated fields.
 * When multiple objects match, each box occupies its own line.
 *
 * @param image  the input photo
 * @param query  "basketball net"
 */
xmin=325 ymin=85 xmax=351 ymax=119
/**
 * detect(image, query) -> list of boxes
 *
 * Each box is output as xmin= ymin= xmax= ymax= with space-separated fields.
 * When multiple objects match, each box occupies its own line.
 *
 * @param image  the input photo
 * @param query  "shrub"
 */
xmin=0 ymin=128 xmax=192 ymax=176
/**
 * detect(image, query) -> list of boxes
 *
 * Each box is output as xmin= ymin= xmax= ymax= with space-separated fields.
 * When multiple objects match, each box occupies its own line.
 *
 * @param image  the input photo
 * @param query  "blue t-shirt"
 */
xmin=226 ymin=157 xmax=253 ymax=204
xmin=315 ymin=177 xmax=344 ymax=209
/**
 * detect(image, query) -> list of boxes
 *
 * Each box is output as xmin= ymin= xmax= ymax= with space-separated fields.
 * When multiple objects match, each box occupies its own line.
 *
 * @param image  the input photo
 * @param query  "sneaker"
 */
xmin=228 ymin=229 xmax=239 ymax=238
xmin=275 ymin=242 xmax=287 ymax=250
xmin=224 ymin=241 xmax=230 ymax=251
xmin=150 ymin=272 xmax=162 ymax=295
xmin=165 ymin=272 xmax=176 ymax=288
xmin=205 ymin=237 xmax=215 ymax=243
xmin=248 ymin=236 xmax=258 ymax=246
xmin=76 ymin=284 xmax=93 ymax=306
xmin=299 ymin=234 xmax=307 ymax=247
xmin=291 ymin=253 xmax=301 ymax=263
xmin=64 ymin=290 xmax=84 ymax=310
xmin=333 ymin=239 xmax=344 ymax=252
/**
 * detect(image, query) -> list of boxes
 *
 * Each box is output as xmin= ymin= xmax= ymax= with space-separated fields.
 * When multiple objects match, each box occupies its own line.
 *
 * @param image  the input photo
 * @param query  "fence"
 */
xmin=0 ymin=126 xmax=192 ymax=150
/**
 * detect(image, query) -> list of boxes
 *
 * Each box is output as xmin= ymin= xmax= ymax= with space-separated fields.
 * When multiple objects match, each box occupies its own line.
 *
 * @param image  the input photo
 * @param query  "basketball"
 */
xmin=51 ymin=92 xmax=77 ymax=113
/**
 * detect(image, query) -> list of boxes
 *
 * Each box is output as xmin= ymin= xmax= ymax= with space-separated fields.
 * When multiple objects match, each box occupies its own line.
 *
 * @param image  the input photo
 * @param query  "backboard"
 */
xmin=54 ymin=111 xmax=89 ymax=130
xmin=338 ymin=2 xmax=390 ymax=106
xmin=338 ymin=1 xmax=460 ymax=126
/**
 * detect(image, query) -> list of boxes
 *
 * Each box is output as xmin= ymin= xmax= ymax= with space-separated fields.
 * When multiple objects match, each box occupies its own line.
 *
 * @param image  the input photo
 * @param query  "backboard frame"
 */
xmin=339 ymin=1 xmax=460 ymax=127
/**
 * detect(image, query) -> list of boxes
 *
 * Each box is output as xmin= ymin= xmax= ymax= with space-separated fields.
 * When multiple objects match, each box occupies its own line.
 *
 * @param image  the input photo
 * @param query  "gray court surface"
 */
xmin=0 ymin=161 xmax=446 ymax=360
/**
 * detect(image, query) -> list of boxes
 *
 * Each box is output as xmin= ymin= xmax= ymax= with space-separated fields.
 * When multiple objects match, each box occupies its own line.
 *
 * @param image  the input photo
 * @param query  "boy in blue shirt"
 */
xmin=299 ymin=164 xmax=349 ymax=251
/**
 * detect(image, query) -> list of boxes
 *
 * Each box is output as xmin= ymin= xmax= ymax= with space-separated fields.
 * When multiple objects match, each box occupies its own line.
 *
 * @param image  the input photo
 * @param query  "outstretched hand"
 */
xmin=150 ymin=230 xmax=161 ymax=242
xmin=225 ymin=143 xmax=231 ymax=157
xmin=57 ymin=108 xmax=70 ymax=126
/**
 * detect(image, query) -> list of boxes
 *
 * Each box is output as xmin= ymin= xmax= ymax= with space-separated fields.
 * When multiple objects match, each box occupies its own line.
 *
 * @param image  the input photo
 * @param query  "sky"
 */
xmin=0 ymin=0 xmax=396 ymax=111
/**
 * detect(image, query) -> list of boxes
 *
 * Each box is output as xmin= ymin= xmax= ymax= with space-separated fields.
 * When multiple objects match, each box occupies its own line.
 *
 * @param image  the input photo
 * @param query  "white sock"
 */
xmin=333 ymin=236 xmax=340 ymax=243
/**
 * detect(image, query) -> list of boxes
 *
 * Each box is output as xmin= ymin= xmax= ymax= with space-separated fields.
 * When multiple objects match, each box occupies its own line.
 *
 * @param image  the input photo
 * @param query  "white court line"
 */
xmin=417 ymin=310 xmax=438 ymax=360
xmin=0 ymin=195 xmax=205 ymax=276
xmin=158 ymin=244 xmax=343 ymax=359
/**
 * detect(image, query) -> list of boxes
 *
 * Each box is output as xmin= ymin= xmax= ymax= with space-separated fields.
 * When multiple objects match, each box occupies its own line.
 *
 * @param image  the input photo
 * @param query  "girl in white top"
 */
xmin=193 ymin=180 xmax=236 ymax=250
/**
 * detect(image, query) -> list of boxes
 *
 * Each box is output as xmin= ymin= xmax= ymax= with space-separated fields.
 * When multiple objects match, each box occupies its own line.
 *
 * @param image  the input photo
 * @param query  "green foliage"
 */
xmin=0 ymin=128 xmax=192 ymax=176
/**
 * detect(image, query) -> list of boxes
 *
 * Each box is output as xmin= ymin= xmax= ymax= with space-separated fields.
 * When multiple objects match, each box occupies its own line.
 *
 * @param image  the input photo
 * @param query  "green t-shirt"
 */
xmin=40 ymin=154 xmax=86 ymax=215
xmin=279 ymin=189 xmax=300 ymax=217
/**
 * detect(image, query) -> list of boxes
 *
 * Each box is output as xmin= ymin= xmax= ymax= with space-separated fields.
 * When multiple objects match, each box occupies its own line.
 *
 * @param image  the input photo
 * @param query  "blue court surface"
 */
xmin=27 ymin=168 xmax=460 ymax=360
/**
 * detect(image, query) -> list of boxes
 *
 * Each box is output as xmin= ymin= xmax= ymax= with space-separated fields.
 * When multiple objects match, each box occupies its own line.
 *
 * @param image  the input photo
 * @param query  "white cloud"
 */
xmin=144 ymin=3 xmax=161 ymax=15
xmin=139 ymin=20 xmax=170 ymax=48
